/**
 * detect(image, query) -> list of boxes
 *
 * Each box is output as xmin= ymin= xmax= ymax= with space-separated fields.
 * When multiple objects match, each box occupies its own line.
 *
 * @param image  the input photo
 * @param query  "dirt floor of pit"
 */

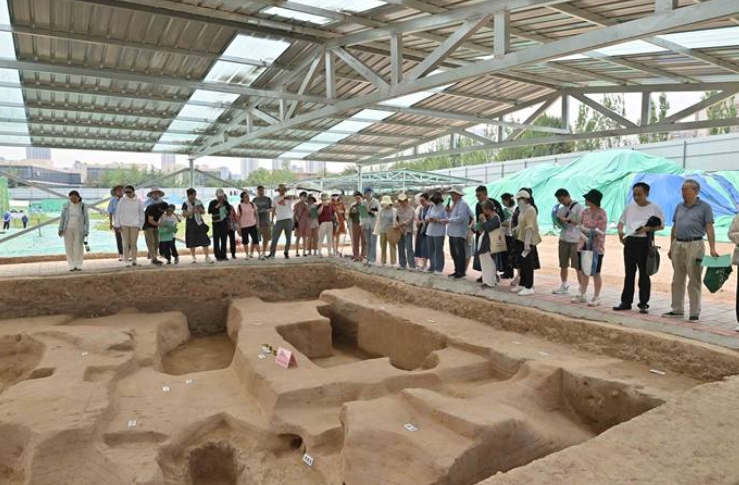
xmin=2 ymin=279 xmax=739 ymax=485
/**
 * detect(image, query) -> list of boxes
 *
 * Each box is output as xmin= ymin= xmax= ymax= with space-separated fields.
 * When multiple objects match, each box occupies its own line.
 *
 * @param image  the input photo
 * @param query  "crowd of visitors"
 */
xmin=57 ymin=178 xmax=737 ymax=327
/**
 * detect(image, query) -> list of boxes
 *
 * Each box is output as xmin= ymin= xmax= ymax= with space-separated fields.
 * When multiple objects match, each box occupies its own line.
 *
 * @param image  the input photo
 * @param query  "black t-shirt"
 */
xmin=143 ymin=204 xmax=163 ymax=230
xmin=208 ymin=199 xmax=232 ymax=223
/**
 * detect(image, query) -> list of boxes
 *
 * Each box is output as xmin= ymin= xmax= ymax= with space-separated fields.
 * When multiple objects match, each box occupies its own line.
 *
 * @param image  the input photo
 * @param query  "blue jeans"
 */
xmin=397 ymin=233 xmax=416 ymax=269
xmin=427 ymin=236 xmax=445 ymax=272
xmin=363 ymin=225 xmax=377 ymax=263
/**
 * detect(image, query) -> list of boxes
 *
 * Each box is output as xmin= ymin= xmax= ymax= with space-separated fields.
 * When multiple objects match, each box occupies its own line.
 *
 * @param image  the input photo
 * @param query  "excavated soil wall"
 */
xmin=0 ymin=263 xmax=342 ymax=335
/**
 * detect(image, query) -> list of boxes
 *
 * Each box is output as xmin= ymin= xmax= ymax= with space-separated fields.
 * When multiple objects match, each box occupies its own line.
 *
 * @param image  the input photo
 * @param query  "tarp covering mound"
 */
xmin=467 ymin=149 xmax=739 ymax=242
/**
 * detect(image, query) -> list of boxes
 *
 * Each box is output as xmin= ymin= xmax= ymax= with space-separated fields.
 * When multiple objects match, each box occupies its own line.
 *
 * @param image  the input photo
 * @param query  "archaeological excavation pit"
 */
xmin=1 ymin=262 xmax=739 ymax=485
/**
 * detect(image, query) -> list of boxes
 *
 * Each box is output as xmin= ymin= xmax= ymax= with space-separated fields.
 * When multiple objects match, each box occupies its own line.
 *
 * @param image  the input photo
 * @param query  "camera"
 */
xmin=84 ymin=238 xmax=90 ymax=252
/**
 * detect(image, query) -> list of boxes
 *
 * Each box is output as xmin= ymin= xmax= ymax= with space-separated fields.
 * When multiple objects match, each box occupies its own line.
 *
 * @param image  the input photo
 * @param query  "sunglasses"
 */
xmin=125 ymin=191 xmax=133 ymax=194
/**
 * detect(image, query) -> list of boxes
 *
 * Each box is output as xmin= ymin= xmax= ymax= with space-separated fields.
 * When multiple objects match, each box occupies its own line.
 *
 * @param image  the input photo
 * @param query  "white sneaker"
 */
xmin=509 ymin=275 xmax=520 ymax=286
xmin=571 ymin=294 xmax=587 ymax=303
xmin=588 ymin=296 xmax=601 ymax=306
xmin=205 ymin=257 xmax=214 ymax=264
xmin=735 ymin=325 xmax=739 ymax=333
xmin=433 ymin=271 xmax=444 ymax=275
xmin=510 ymin=286 xmax=523 ymax=293
xmin=518 ymin=288 xmax=535 ymax=296
xmin=552 ymin=284 xmax=570 ymax=295
xmin=191 ymin=258 xmax=197 ymax=264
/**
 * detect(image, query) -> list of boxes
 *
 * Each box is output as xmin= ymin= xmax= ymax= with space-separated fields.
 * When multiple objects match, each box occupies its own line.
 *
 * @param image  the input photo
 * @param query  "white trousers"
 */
xmin=479 ymin=251 xmax=497 ymax=286
xmin=318 ymin=221 xmax=333 ymax=255
xmin=64 ymin=229 xmax=84 ymax=270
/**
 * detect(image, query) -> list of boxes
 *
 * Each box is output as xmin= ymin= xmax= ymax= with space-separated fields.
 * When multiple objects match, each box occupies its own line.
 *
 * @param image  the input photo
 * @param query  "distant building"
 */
xmin=25 ymin=147 xmax=51 ymax=161
xmin=78 ymin=162 xmax=150 ymax=184
xmin=161 ymin=153 xmax=177 ymax=172
xmin=240 ymin=158 xmax=260 ymax=178
xmin=0 ymin=163 xmax=82 ymax=186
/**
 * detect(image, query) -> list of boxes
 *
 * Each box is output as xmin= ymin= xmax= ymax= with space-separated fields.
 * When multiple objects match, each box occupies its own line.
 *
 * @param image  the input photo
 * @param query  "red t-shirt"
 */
xmin=318 ymin=204 xmax=334 ymax=223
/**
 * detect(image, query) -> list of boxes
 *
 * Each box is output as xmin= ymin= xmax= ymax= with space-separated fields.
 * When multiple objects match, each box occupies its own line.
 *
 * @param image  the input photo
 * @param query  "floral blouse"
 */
xmin=580 ymin=207 xmax=607 ymax=254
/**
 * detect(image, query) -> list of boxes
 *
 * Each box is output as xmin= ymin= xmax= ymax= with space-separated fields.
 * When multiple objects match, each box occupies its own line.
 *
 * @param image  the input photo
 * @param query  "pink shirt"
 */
xmin=237 ymin=202 xmax=257 ymax=228
xmin=580 ymin=207 xmax=607 ymax=254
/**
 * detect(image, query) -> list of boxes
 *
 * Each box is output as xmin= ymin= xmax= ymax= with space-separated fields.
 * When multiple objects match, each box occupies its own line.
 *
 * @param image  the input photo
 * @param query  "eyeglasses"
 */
xmin=124 ymin=191 xmax=133 ymax=194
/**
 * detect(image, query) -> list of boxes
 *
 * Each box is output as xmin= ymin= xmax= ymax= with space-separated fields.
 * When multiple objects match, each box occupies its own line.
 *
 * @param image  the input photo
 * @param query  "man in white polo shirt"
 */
xmin=268 ymin=184 xmax=294 ymax=259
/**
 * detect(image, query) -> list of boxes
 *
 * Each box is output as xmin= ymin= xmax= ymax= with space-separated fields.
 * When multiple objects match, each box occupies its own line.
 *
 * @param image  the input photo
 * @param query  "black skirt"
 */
xmin=513 ymin=239 xmax=540 ymax=270
xmin=185 ymin=218 xmax=211 ymax=248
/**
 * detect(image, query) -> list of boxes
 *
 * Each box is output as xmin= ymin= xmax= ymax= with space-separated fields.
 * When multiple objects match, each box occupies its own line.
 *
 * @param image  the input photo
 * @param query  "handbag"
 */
xmin=646 ymin=233 xmax=660 ymax=276
xmin=580 ymin=229 xmax=598 ymax=276
xmin=489 ymin=216 xmax=507 ymax=254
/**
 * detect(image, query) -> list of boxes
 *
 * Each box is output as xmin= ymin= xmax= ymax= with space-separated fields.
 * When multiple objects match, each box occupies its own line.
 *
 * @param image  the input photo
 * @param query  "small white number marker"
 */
xmin=258 ymin=354 xmax=267 ymax=360
xmin=162 ymin=386 xmax=171 ymax=392
xmin=404 ymin=423 xmax=418 ymax=432
xmin=80 ymin=351 xmax=89 ymax=356
xmin=127 ymin=419 xmax=137 ymax=428
xmin=649 ymin=369 xmax=666 ymax=376
xmin=185 ymin=379 xmax=194 ymax=385
xmin=302 ymin=453 xmax=314 ymax=467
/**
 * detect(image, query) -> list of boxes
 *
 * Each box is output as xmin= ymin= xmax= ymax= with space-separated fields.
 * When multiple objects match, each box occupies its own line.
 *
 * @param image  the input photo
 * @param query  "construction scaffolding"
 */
xmin=298 ymin=169 xmax=481 ymax=194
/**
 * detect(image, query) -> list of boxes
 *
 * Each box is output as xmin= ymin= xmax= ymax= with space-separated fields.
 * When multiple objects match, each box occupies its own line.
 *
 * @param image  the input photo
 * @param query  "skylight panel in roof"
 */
xmin=262 ymin=6 xmax=332 ymax=25
xmin=223 ymin=35 xmax=291 ymax=64
xmin=352 ymin=109 xmax=393 ymax=121
xmin=159 ymin=133 xmax=199 ymax=143
xmin=330 ymin=120 xmax=374 ymax=132
xmin=176 ymin=104 xmax=227 ymax=122
xmin=594 ymin=41 xmax=667 ymax=57
xmin=290 ymin=0 xmax=386 ymax=13
xmin=280 ymin=151 xmax=307 ymax=159
xmin=554 ymin=54 xmax=589 ymax=62
xmin=311 ymin=132 xmax=350 ymax=143
xmin=380 ymin=92 xmax=435 ymax=108
xmin=189 ymin=90 xmax=240 ymax=105
xmin=204 ymin=61 xmax=263 ymax=85
xmin=658 ymin=27 xmax=739 ymax=49
xmin=168 ymin=120 xmax=213 ymax=133
xmin=292 ymin=142 xmax=332 ymax=152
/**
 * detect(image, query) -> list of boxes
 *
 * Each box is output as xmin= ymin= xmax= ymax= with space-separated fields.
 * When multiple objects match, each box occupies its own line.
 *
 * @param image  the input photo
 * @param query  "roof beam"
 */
xmin=405 ymin=14 xmax=492 ymax=82
xmin=0 ymin=58 xmax=331 ymax=104
xmin=451 ymin=128 xmax=495 ymax=144
xmin=508 ymin=95 xmax=558 ymax=140
xmin=571 ymin=93 xmax=638 ymax=128
xmin=324 ymin=0 xmax=573 ymax=48
xmin=332 ymin=47 xmax=389 ymax=89
xmin=661 ymin=87 xmax=739 ymax=123
xmin=196 ymin=0 xmax=739 ymax=157
xmin=364 ymin=117 xmax=739 ymax=165
xmin=550 ymin=3 xmax=739 ymax=77
xmin=73 ymin=0 xmax=328 ymax=43
xmin=371 ymin=105 xmax=569 ymax=133
xmin=563 ymin=82 xmax=739 ymax=94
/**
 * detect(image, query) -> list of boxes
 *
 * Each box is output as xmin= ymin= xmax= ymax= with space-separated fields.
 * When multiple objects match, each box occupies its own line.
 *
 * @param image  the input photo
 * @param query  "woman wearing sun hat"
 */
xmin=511 ymin=189 xmax=541 ymax=296
xmin=572 ymin=189 xmax=607 ymax=307
xmin=377 ymin=195 xmax=398 ymax=267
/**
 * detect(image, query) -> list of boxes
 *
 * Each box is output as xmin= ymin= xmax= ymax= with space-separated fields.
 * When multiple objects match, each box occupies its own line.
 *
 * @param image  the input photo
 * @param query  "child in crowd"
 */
xmin=158 ymin=204 xmax=180 ymax=265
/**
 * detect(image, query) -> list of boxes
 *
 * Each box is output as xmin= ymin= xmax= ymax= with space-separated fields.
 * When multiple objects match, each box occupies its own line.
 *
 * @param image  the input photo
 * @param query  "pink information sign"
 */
xmin=275 ymin=347 xmax=297 ymax=369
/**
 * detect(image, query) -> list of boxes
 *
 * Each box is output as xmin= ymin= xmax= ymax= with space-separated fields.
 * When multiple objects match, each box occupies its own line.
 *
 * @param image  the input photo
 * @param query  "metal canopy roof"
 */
xmin=3 ymin=0 xmax=739 ymax=166
xmin=299 ymin=168 xmax=481 ymax=192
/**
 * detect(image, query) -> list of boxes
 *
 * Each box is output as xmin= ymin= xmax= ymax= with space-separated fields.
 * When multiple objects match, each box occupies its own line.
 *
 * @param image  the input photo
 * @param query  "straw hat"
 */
xmin=448 ymin=187 xmax=464 ymax=196
xmin=146 ymin=187 xmax=165 ymax=198
xmin=321 ymin=193 xmax=330 ymax=202
xmin=380 ymin=195 xmax=393 ymax=206
xmin=515 ymin=190 xmax=531 ymax=200
xmin=396 ymin=193 xmax=409 ymax=201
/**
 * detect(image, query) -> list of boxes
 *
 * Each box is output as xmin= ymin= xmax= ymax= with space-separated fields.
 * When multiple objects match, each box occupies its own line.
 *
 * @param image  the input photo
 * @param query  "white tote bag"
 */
xmin=580 ymin=249 xmax=595 ymax=276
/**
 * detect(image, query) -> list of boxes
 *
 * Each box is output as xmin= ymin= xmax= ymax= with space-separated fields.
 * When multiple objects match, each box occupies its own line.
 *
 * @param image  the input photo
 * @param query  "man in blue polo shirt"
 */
xmin=663 ymin=179 xmax=719 ymax=321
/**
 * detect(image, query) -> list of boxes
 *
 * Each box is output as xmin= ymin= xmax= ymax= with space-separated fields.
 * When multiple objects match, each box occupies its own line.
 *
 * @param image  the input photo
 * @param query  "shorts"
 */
xmin=241 ymin=226 xmax=259 ymax=245
xmin=558 ymin=240 xmax=580 ymax=270
xmin=259 ymin=224 xmax=272 ymax=241
xmin=578 ymin=252 xmax=604 ymax=275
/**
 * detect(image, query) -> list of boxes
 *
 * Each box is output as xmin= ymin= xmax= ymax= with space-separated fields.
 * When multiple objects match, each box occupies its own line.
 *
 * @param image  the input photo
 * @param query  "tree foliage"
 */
xmin=495 ymin=114 xmax=573 ymax=161
xmin=245 ymin=168 xmax=297 ymax=187
xmin=639 ymin=93 xmax=670 ymax=144
xmin=572 ymin=94 xmax=631 ymax=151
xmin=704 ymin=91 xmax=738 ymax=135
